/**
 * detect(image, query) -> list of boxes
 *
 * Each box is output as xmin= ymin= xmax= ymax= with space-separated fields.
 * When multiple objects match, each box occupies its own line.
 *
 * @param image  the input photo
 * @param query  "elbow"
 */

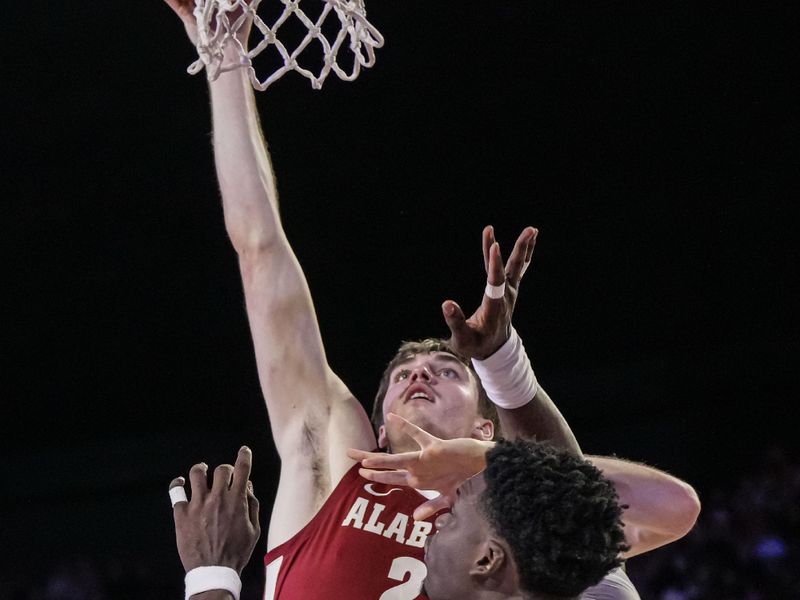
xmin=223 ymin=207 xmax=285 ymax=258
xmin=229 ymin=229 xmax=285 ymax=260
xmin=672 ymin=482 xmax=702 ymax=538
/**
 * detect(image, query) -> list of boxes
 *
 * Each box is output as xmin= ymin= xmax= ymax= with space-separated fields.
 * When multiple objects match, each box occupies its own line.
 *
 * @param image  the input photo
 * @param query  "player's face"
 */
xmin=422 ymin=473 xmax=492 ymax=600
xmin=379 ymin=352 xmax=491 ymax=451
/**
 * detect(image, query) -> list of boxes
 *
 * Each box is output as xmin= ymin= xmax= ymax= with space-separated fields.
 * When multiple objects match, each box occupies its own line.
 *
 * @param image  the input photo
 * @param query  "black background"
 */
xmin=2 ymin=0 xmax=797 ymax=589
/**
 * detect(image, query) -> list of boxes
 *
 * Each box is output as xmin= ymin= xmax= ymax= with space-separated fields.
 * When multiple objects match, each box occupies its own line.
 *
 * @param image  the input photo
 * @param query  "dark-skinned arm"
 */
xmin=170 ymin=447 xmax=261 ymax=600
xmin=443 ymin=225 xmax=581 ymax=455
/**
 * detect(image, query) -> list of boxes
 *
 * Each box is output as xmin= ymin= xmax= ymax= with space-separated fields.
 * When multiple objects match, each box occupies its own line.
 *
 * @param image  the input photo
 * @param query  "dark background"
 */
xmin=2 ymin=1 xmax=796 ymax=595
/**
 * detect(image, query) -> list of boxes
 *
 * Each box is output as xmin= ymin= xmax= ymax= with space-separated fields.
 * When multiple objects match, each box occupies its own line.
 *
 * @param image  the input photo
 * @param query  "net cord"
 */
xmin=187 ymin=0 xmax=384 ymax=90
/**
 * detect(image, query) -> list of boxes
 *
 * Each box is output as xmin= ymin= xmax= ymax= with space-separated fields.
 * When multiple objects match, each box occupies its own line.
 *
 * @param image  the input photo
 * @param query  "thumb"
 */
xmin=442 ymin=300 xmax=468 ymax=339
xmin=413 ymin=495 xmax=452 ymax=522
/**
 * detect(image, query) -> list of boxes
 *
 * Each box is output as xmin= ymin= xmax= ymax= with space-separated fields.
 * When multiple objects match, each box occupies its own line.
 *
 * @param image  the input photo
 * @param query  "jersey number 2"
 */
xmin=378 ymin=557 xmax=427 ymax=600
xmin=264 ymin=555 xmax=426 ymax=600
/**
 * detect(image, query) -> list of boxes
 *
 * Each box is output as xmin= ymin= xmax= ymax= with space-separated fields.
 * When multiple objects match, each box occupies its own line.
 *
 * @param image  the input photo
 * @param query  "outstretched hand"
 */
xmin=347 ymin=414 xmax=492 ymax=521
xmin=163 ymin=0 xmax=254 ymax=47
xmin=163 ymin=0 xmax=200 ymax=44
xmin=170 ymin=446 xmax=261 ymax=574
xmin=442 ymin=225 xmax=537 ymax=360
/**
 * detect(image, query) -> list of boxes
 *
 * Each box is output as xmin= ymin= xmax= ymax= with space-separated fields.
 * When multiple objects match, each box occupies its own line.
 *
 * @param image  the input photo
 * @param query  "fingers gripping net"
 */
xmin=188 ymin=0 xmax=384 ymax=90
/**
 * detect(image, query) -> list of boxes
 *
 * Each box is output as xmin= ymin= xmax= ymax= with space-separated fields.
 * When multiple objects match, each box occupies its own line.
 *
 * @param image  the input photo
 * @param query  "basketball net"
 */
xmin=187 ymin=0 xmax=384 ymax=90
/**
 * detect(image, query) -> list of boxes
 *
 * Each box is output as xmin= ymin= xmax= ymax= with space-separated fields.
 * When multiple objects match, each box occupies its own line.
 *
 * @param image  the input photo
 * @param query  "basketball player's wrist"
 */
xmin=189 ymin=592 xmax=235 ymax=600
xmin=185 ymin=566 xmax=242 ymax=600
xmin=472 ymin=327 xmax=538 ymax=410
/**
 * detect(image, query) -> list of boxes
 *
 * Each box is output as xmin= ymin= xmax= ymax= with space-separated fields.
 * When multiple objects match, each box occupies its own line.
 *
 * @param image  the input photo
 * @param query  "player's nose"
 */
xmin=410 ymin=366 xmax=432 ymax=381
xmin=434 ymin=512 xmax=452 ymax=529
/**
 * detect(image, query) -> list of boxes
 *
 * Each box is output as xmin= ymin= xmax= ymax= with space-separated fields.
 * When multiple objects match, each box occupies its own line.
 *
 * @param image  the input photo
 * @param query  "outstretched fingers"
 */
xmin=230 ymin=446 xmax=253 ymax=495
xmin=486 ymin=240 xmax=506 ymax=287
xmin=413 ymin=495 xmax=452 ymax=521
xmin=188 ymin=462 xmax=209 ymax=504
xmin=212 ymin=464 xmax=235 ymax=494
xmin=482 ymin=226 xmax=507 ymax=287
xmin=347 ymin=447 xmax=379 ymax=462
xmin=348 ymin=448 xmax=420 ymax=470
xmin=478 ymin=241 xmax=508 ymax=323
xmin=482 ymin=225 xmax=496 ymax=273
xmin=386 ymin=413 xmax=438 ymax=449
xmin=505 ymin=227 xmax=537 ymax=288
xmin=359 ymin=468 xmax=411 ymax=487
xmin=163 ymin=0 xmax=196 ymax=23
xmin=169 ymin=476 xmax=188 ymax=520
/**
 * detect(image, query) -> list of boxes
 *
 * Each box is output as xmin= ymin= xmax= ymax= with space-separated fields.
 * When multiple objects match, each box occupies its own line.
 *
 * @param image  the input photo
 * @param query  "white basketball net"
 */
xmin=188 ymin=0 xmax=384 ymax=90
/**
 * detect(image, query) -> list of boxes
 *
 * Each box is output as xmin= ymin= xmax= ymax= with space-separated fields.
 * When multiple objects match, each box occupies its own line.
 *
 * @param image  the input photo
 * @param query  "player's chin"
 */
xmin=419 ymin=557 xmax=436 ymax=599
xmin=401 ymin=404 xmax=439 ymax=424
xmin=420 ymin=576 xmax=444 ymax=600
xmin=391 ymin=412 xmax=431 ymax=435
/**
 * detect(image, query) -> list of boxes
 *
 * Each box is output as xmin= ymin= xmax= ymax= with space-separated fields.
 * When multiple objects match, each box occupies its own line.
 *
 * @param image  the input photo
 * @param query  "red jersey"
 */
xmin=264 ymin=463 xmax=436 ymax=600
xmin=263 ymin=464 xmax=638 ymax=600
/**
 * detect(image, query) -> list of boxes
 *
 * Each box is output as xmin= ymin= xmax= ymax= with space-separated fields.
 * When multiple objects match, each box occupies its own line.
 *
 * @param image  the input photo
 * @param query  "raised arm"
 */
xmin=170 ymin=447 xmax=261 ymax=600
xmin=443 ymin=226 xmax=581 ymax=455
xmin=587 ymin=455 xmax=701 ymax=558
xmin=163 ymin=0 xmax=375 ymax=548
xmin=351 ymin=418 xmax=700 ymax=558
xmin=441 ymin=227 xmax=699 ymax=556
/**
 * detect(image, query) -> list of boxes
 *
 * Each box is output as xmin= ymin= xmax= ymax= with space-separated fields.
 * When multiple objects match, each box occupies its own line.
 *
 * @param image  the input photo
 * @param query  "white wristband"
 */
xmin=472 ymin=327 xmax=538 ymax=410
xmin=185 ymin=566 xmax=242 ymax=600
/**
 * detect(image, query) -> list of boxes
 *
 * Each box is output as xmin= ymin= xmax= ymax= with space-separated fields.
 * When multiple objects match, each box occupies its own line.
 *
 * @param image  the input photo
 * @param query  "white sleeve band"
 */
xmin=472 ymin=327 xmax=538 ymax=410
xmin=185 ymin=566 xmax=242 ymax=600
xmin=170 ymin=486 xmax=188 ymax=507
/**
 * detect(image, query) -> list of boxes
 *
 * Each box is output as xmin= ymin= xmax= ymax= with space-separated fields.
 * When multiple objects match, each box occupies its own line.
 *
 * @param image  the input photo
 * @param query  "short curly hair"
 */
xmin=481 ymin=440 xmax=629 ymax=598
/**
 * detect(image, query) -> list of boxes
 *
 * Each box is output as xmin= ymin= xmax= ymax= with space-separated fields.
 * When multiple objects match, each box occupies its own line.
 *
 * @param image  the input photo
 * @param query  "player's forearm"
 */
xmin=205 ymin=51 xmax=338 ymax=430
xmin=588 ymin=455 xmax=700 ymax=536
xmin=207 ymin=64 xmax=323 ymax=355
xmin=208 ymin=59 xmax=283 ymax=254
xmin=472 ymin=328 xmax=582 ymax=456
xmin=496 ymin=386 xmax=582 ymax=456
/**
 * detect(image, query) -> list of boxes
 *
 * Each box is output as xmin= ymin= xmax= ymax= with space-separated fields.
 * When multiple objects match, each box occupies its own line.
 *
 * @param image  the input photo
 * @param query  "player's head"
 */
xmin=372 ymin=339 xmax=498 ymax=451
xmin=423 ymin=440 xmax=628 ymax=600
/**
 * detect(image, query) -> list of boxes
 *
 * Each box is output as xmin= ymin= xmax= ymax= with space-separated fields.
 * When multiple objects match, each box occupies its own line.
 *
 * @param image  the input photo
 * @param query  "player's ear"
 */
xmin=472 ymin=418 xmax=494 ymax=441
xmin=469 ymin=538 xmax=508 ymax=579
xmin=377 ymin=424 xmax=389 ymax=449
